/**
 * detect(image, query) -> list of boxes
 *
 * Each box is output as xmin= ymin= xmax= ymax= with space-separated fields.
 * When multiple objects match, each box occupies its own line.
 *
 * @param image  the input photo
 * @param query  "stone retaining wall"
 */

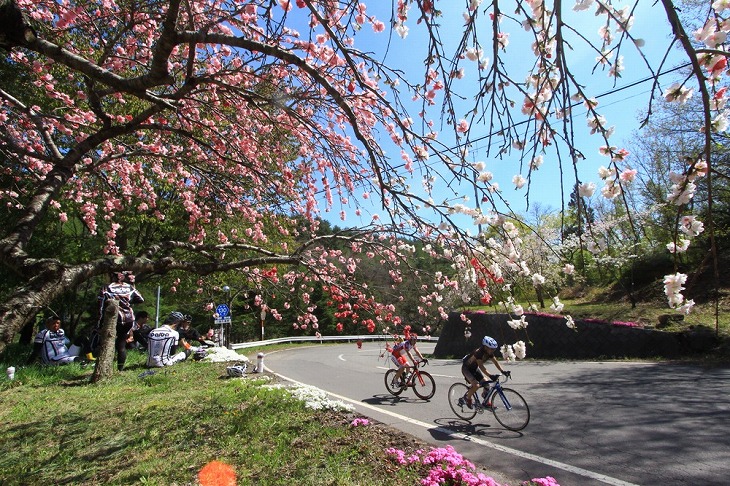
xmin=432 ymin=311 xmax=720 ymax=359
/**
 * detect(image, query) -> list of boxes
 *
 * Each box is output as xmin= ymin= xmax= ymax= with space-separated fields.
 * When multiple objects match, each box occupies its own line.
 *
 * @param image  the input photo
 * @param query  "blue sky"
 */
xmin=310 ymin=1 xmax=689 ymax=227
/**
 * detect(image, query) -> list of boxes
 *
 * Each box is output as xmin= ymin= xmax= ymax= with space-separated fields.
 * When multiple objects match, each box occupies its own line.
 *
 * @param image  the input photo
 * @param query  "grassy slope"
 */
xmin=559 ymin=284 xmax=730 ymax=337
xmin=0 ymin=349 xmax=451 ymax=486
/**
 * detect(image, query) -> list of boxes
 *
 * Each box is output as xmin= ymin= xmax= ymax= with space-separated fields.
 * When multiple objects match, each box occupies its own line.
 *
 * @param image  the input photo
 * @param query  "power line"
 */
xmin=439 ymin=62 xmax=693 ymax=156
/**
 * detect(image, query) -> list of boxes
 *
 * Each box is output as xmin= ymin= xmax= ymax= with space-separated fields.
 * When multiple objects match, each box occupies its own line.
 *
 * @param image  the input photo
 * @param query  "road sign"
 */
xmin=216 ymin=304 xmax=230 ymax=318
xmin=214 ymin=317 xmax=232 ymax=325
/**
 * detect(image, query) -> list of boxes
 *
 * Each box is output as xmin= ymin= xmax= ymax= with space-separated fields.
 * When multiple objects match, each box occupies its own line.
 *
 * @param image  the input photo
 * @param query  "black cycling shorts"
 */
xmin=462 ymin=363 xmax=484 ymax=384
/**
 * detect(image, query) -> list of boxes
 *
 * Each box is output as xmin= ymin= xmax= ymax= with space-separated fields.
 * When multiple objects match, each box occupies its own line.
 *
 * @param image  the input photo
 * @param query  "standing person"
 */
xmin=96 ymin=271 xmax=144 ymax=371
xmin=27 ymin=317 xmax=84 ymax=365
xmin=146 ymin=311 xmax=189 ymax=368
xmin=460 ymin=336 xmax=510 ymax=409
xmin=390 ymin=333 xmax=427 ymax=386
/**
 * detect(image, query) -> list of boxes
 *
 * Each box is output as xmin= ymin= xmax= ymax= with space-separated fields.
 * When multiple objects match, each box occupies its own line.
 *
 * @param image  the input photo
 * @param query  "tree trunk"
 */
xmin=0 ymin=256 xmax=80 ymax=354
xmin=91 ymin=299 xmax=118 ymax=383
xmin=18 ymin=319 xmax=36 ymax=345
xmin=535 ymin=285 xmax=546 ymax=308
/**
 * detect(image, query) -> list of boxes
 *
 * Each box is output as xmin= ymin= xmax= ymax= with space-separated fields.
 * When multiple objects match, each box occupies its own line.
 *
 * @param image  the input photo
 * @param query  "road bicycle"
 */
xmin=384 ymin=360 xmax=436 ymax=400
xmin=448 ymin=374 xmax=530 ymax=431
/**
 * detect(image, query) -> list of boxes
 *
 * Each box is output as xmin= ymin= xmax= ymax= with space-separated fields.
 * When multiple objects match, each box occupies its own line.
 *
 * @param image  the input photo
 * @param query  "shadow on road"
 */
xmin=363 ymin=394 xmax=426 ymax=406
xmin=432 ymin=417 xmax=524 ymax=440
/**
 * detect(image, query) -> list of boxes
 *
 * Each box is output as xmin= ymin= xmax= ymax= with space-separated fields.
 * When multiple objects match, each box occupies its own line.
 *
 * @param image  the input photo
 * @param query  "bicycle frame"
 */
xmin=405 ymin=366 xmax=425 ymax=386
xmin=384 ymin=360 xmax=436 ymax=400
xmin=448 ymin=373 xmax=530 ymax=431
xmin=483 ymin=380 xmax=512 ymax=410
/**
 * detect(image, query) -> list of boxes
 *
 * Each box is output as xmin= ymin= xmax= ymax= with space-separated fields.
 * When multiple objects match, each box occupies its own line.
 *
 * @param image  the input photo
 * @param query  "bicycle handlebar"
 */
xmin=479 ymin=373 xmax=511 ymax=386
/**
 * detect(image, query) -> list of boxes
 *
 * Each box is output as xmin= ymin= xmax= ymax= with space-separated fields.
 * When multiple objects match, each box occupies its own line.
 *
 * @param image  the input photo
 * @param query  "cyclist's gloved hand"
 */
xmin=422 ymin=358 xmax=429 ymax=365
xmin=503 ymin=370 xmax=511 ymax=378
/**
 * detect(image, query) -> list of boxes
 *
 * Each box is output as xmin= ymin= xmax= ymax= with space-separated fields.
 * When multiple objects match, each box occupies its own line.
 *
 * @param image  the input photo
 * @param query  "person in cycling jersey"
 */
xmin=94 ymin=271 xmax=144 ymax=371
xmin=27 ymin=316 xmax=86 ymax=365
xmin=461 ymin=336 xmax=510 ymax=409
xmin=178 ymin=315 xmax=215 ymax=347
xmin=390 ymin=333 xmax=427 ymax=386
xmin=146 ymin=311 xmax=189 ymax=368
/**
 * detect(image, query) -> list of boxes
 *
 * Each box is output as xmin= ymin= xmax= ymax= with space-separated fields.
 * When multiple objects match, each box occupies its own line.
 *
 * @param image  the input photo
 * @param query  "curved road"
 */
xmin=264 ymin=341 xmax=730 ymax=486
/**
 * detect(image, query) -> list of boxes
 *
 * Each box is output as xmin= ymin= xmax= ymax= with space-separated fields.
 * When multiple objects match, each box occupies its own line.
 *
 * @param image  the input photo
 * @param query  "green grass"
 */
xmin=558 ymin=297 xmax=730 ymax=336
xmin=467 ymin=289 xmax=730 ymax=338
xmin=0 ymin=347 xmax=430 ymax=486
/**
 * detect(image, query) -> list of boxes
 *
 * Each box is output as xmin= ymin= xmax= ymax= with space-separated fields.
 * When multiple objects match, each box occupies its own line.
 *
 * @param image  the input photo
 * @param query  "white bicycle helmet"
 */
xmin=482 ymin=336 xmax=498 ymax=349
xmin=165 ymin=311 xmax=185 ymax=324
xmin=226 ymin=364 xmax=247 ymax=377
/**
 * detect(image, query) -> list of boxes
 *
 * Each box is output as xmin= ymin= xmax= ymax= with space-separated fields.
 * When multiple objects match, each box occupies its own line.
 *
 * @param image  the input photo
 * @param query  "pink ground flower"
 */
xmin=350 ymin=418 xmax=370 ymax=427
xmin=523 ymin=476 xmax=560 ymax=486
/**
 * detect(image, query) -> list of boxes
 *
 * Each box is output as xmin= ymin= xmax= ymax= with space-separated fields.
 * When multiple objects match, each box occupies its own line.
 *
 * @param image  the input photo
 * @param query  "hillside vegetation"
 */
xmin=560 ymin=282 xmax=730 ymax=338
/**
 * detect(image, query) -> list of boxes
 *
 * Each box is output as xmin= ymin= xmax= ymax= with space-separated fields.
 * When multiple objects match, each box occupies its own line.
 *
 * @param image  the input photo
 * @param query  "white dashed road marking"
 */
xmin=272 ymin=369 xmax=640 ymax=486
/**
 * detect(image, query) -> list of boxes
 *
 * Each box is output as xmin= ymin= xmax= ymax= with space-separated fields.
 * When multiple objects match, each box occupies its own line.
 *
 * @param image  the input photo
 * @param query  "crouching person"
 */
xmin=146 ymin=312 xmax=188 ymax=368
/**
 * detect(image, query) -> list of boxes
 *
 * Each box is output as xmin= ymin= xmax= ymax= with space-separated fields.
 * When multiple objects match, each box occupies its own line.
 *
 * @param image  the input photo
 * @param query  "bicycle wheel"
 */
xmin=488 ymin=387 xmax=530 ymax=431
xmin=412 ymin=370 xmax=436 ymax=400
xmin=384 ymin=369 xmax=405 ymax=396
xmin=448 ymin=382 xmax=477 ymax=420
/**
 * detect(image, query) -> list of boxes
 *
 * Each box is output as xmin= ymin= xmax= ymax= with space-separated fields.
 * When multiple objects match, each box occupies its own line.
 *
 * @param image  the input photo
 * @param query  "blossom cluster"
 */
xmin=663 ymin=273 xmax=695 ymax=315
xmin=386 ymin=445 xmax=502 ymax=486
xmin=501 ymin=340 xmax=527 ymax=361
xmin=385 ymin=445 xmax=560 ymax=486
xmin=266 ymin=384 xmax=355 ymax=412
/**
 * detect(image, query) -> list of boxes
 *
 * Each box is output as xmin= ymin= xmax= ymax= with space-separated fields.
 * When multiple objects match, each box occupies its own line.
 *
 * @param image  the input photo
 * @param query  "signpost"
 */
xmin=214 ymin=303 xmax=232 ymax=347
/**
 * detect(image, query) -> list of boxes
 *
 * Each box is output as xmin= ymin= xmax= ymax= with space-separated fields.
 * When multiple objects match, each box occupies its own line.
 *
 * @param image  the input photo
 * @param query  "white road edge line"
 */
xmin=270 ymin=369 xmax=639 ymax=486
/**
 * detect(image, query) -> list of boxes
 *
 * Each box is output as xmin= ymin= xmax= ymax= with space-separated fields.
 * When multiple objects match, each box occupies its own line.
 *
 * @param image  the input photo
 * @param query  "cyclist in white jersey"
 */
xmin=390 ymin=333 xmax=427 ymax=386
xmin=146 ymin=312 xmax=188 ymax=368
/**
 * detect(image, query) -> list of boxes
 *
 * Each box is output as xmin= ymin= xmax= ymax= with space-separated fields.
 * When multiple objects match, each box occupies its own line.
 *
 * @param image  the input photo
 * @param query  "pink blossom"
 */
xmin=523 ymin=476 xmax=560 ymax=486
xmin=619 ymin=168 xmax=637 ymax=182
xmin=350 ymin=417 xmax=370 ymax=427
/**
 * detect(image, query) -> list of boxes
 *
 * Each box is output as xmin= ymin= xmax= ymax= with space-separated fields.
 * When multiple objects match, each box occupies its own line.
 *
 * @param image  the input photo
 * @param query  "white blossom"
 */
xmin=550 ymin=296 xmax=564 ymax=313
xmin=663 ymin=83 xmax=694 ymax=104
xmin=666 ymin=239 xmax=691 ymax=253
xmin=500 ymin=344 xmax=516 ymax=361
xmin=579 ymin=182 xmax=596 ymax=197
xmin=507 ymin=316 xmax=528 ymax=329
xmin=573 ymin=0 xmax=594 ymax=12
xmin=513 ymin=341 xmax=527 ymax=359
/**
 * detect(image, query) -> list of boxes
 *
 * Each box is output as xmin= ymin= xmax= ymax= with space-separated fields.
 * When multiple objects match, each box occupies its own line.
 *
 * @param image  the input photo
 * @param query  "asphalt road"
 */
xmin=263 ymin=341 xmax=730 ymax=486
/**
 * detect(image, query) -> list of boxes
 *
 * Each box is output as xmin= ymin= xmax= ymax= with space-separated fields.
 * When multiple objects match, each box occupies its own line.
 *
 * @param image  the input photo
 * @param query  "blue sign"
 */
xmin=216 ymin=304 xmax=230 ymax=318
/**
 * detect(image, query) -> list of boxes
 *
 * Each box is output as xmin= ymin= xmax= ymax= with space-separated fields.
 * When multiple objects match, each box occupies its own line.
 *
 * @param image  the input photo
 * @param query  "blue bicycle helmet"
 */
xmin=482 ymin=336 xmax=498 ymax=349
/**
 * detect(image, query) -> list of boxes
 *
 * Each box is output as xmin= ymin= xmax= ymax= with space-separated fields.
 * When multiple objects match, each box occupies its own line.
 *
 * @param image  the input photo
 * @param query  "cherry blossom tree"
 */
xmin=1 ymin=0 xmax=728 ymax=353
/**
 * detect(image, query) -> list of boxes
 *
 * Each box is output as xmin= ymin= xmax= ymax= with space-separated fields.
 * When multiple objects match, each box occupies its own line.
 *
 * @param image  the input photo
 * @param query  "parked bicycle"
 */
xmin=447 ymin=374 xmax=530 ymax=431
xmin=384 ymin=360 xmax=436 ymax=400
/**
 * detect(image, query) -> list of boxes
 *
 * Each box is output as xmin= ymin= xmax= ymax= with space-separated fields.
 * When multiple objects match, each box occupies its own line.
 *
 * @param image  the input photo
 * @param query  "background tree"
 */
xmin=2 ymin=0 xmax=730 ymax=354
